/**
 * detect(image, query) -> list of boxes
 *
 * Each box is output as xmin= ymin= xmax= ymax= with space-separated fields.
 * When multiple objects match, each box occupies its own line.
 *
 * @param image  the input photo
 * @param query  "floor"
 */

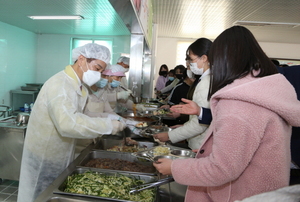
xmin=0 ymin=180 xmax=18 ymax=202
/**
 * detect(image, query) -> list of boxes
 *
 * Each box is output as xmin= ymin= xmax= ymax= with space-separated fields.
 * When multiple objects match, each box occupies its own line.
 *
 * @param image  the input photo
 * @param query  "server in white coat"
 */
xmin=103 ymin=64 xmax=134 ymax=113
xmin=75 ymin=73 xmax=124 ymax=155
xmin=153 ymin=38 xmax=212 ymax=150
xmin=117 ymin=56 xmax=130 ymax=88
xmin=17 ymin=43 xmax=126 ymax=202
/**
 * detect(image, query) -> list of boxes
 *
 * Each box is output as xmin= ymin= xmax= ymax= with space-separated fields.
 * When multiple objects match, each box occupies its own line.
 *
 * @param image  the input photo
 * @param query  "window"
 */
xmin=71 ymin=38 xmax=113 ymax=63
xmin=176 ymin=41 xmax=193 ymax=66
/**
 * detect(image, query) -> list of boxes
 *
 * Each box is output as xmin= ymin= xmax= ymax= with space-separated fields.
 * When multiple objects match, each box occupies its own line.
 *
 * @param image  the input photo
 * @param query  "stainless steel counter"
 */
xmin=35 ymin=142 xmax=187 ymax=202
xmin=0 ymin=116 xmax=26 ymax=181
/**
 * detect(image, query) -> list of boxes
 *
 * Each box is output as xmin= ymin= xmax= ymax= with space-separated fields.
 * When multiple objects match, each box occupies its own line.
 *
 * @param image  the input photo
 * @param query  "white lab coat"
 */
xmin=83 ymin=87 xmax=114 ymax=117
xmin=18 ymin=65 xmax=114 ymax=202
xmin=75 ymin=87 xmax=116 ymax=154
xmin=105 ymin=85 xmax=134 ymax=113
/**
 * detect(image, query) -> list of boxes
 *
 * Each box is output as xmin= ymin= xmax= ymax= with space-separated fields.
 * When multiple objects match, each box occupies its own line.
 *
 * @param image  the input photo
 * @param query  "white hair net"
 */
xmin=102 ymin=64 xmax=126 ymax=76
xmin=109 ymin=64 xmax=126 ymax=73
xmin=72 ymin=43 xmax=111 ymax=64
xmin=117 ymin=56 xmax=130 ymax=65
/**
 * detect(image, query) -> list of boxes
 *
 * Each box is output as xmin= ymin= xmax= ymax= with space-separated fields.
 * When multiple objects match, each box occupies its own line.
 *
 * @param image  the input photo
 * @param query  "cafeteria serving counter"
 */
xmin=35 ymin=139 xmax=187 ymax=202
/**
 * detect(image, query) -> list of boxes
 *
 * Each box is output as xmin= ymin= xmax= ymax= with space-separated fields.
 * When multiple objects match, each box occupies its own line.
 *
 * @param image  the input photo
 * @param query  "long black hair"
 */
xmin=186 ymin=38 xmax=212 ymax=60
xmin=159 ymin=64 xmax=169 ymax=76
xmin=186 ymin=38 xmax=212 ymax=100
xmin=208 ymin=26 xmax=278 ymax=99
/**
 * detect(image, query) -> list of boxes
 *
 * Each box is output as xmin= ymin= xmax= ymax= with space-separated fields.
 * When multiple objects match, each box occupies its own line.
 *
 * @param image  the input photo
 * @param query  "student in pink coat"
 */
xmin=153 ymin=26 xmax=300 ymax=202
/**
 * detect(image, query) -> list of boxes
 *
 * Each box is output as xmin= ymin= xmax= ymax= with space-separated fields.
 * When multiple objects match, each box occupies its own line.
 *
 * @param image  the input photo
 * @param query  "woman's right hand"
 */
xmin=170 ymin=98 xmax=201 ymax=115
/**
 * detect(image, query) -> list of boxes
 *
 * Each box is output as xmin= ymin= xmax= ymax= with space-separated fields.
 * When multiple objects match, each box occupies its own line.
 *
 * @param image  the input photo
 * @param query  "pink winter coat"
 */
xmin=171 ymin=73 xmax=300 ymax=202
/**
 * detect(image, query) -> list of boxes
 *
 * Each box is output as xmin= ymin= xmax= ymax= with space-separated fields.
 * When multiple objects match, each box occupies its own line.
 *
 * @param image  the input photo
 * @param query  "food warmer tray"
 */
xmin=77 ymin=150 xmax=157 ymax=175
xmin=94 ymin=135 xmax=158 ymax=151
xmin=53 ymin=167 xmax=159 ymax=202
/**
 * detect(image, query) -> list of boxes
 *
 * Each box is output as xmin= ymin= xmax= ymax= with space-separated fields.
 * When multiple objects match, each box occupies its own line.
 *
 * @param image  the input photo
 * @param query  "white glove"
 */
xmin=111 ymin=120 xmax=127 ymax=135
xmin=135 ymin=104 xmax=146 ymax=112
xmin=117 ymin=90 xmax=132 ymax=100
xmin=107 ymin=113 xmax=125 ymax=124
xmin=127 ymin=125 xmax=142 ymax=135
xmin=125 ymin=119 xmax=140 ymax=126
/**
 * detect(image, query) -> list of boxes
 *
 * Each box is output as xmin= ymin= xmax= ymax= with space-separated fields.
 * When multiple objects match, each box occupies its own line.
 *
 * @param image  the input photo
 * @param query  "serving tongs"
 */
xmin=120 ymin=85 xmax=136 ymax=102
xmin=131 ymin=151 xmax=155 ymax=161
xmin=129 ymin=177 xmax=174 ymax=194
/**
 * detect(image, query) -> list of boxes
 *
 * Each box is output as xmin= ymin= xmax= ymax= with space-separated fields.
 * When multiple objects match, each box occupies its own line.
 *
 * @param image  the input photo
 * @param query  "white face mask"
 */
xmin=81 ymin=60 xmax=101 ymax=86
xmin=186 ymin=69 xmax=195 ymax=79
xmin=190 ymin=62 xmax=204 ymax=75
xmin=124 ymin=68 xmax=129 ymax=73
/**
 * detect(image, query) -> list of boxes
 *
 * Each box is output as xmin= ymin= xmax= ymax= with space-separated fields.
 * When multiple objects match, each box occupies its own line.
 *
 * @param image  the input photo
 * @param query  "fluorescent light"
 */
xmin=234 ymin=21 xmax=300 ymax=28
xmin=28 ymin=15 xmax=84 ymax=20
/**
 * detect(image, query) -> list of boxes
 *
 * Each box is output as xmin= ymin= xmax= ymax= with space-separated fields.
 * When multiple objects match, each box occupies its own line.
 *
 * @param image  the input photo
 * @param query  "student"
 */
xmin=154 ymin=38 xmax=212 ymax=150
xmin=155 ymin=64 xmax=169 ymax=91
xmin=153 ymin=26 xmax=300 ymax=202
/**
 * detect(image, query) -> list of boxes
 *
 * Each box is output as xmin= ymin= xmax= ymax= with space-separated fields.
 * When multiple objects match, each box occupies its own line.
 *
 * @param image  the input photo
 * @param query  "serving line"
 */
xmin=35 ymin=138 xmax=187 ymax=202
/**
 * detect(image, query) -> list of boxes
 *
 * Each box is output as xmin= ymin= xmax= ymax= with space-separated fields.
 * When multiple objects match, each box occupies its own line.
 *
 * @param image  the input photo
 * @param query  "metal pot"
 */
xmin=16 ymin=112 xmax=30 ymax=126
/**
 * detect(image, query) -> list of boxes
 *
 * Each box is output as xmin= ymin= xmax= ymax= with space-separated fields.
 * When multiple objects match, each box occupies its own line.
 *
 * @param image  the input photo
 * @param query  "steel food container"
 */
xmin=94 ymin=136 xmax=158 ymax=151
xmin=78 ymin=150 xmax=156 ymax=175
xmin=46 ymin=195 xmax=105 ymax=202
xmin=53 ymin=167 xmax=158 ymax=202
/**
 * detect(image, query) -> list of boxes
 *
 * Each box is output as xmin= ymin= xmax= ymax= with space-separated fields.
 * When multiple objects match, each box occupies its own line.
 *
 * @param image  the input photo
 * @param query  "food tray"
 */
xmin=133 ymin=145 xmax=196 ymax=161
xmin=140 ymin=125 xmax=172 ymax=138
xmin=94 ymin=136 xmax=158 ymax=151
xmin=78 ymin=150 xmax=156 ymax=175
xmin=118 ymin=112 xmax=158 ymax=124
xmin=54 ymin=167 xmax=158 ymax=202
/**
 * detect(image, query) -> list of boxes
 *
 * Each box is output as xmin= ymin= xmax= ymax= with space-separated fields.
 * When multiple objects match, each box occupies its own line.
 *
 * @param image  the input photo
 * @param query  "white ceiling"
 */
xmin=0 ymin=0 xmax=300 ymax=44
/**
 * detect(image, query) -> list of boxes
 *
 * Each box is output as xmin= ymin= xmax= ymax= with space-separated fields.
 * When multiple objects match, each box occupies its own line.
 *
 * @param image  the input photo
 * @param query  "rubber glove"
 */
xmin=135 ymin=104 xmax=146 ymax=112
xmin=107 ymin=113 xmax=126 ymax=124
xmin=125 ymin=119 xmax=140 ymax=126
xmin=127 ymin=125 xmax=142 ymax=135
xmin=111 ymin=120 xmax=126 ymax=135
xmin=117 ymin=90 xmax=132 ymax=100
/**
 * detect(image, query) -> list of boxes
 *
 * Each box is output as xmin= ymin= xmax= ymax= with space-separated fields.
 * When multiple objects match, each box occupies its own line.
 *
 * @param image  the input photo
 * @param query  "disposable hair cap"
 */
xmin=102 ymin=64 xmax=126 ymax=77
xmin=117 ymin=56 xmax=130 ymax=66
xmin=72 ymin=43 xmax=111 ymax=64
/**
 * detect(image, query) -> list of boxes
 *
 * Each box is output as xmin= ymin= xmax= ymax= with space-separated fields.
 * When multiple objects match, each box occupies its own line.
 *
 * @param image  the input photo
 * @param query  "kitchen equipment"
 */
xmin=0 ymin=105 xmax=12 ymax=118
xmin=171 ymin=149 xmax=196 ymax=157
xmin=153 ymin=155 xmax=177 ymax=162
xmin=21 ymin=83 xmax=43 ymax=91
xmin=140 ymin=125 xmax=171 ymax=138
xmin=78 ymin=150 xmax=156 ymax=174
xmin=132 ymin=145 xmax=196 ymax=162
xmin=35 ymin=141 xmax=187 ymax=202
xmin=53 ymin=167 xmax=158 ymax=202
xmin=130 ymin=177 xmax=174 ymax=194
xmin=94 ymin=135 xmax=158 ymax=151
xmin=120 ymin=85 xmax=137 ymax=103
xmin=16 ymin=112 xmax=30 ymax=126
xmin=0 ymin=116 xmax=27 ymax=181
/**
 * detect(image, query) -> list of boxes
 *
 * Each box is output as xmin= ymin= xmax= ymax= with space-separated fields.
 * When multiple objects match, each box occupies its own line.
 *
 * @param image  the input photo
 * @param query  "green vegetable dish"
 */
xmin=64 ymin=171 xmax=155 ymax=202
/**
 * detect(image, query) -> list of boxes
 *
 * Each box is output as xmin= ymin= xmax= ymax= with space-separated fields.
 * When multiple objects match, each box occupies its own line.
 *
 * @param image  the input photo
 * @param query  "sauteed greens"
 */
xmin=64 ymin=171 xmax=155 ymax=202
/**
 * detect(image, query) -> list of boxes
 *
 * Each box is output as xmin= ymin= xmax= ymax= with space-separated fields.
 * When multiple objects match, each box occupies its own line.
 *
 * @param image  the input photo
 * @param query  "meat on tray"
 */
xmin=84 ymin=158 xmax=154 ymax=173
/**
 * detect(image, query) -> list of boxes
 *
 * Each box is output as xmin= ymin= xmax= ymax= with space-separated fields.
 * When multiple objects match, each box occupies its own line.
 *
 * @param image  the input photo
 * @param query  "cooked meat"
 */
xmin=84 ymin=158 xmax=154 ymax=173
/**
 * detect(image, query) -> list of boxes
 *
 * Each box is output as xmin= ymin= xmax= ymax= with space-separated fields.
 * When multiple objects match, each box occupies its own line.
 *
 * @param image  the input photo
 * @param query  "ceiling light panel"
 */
xmin=28 ymin=16 xmax=83 ymax=20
